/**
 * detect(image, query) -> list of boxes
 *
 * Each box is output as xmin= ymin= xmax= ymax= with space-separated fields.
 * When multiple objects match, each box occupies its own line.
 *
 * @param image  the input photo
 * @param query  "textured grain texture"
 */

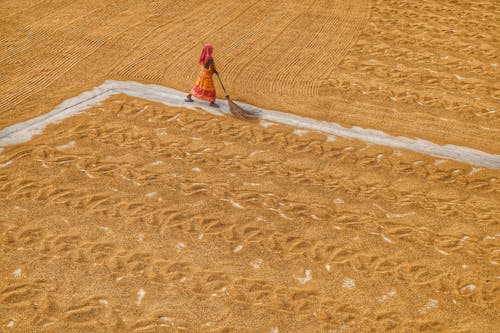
xmin=1 ymin=96 xmax=499 ymax=332
xmin=2 ymin=1 xmax=498 ymax=151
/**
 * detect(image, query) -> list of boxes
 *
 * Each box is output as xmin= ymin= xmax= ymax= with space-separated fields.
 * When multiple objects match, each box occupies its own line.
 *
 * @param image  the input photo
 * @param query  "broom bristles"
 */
xmin=226 ymin=96 xmax=260 ymax=120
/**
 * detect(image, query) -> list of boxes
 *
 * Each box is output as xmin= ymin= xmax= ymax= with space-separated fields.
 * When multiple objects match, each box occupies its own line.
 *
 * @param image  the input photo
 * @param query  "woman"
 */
xmin=185 ymin=43 xmax=219 ymax=107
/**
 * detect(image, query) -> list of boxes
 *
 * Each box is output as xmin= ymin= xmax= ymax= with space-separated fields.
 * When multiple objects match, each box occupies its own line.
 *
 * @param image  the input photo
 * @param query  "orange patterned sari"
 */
xmin=190 ymin=62 xmax=216 ymax=103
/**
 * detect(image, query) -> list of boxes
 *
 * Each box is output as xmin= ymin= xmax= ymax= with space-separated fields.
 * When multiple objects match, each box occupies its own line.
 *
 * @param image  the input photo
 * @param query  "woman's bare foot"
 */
xmin=209 ymin=102 xmax=219 ymax=108
xmin=185 ymin=94 xmax=194 ymax=102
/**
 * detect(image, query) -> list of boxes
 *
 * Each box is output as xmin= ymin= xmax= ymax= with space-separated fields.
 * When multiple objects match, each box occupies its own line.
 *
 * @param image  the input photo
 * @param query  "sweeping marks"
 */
xmin=1 ymin=1 xmax=498 ymax=331
xmin=0 ymin=80 xmax=499 ymax=168
xmin=0 ymin=93 xmax=498 ymax=332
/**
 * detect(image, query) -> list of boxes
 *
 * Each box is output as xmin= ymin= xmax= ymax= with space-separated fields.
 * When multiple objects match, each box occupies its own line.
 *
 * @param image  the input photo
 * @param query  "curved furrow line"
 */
xmin=0 ymin=2 xmax=137 ymax=82
xmin=268 ymin=0 xmax=352 ymax=96
xmin=300 ymin=1 xmax=368 ymax=94
xmin=0 ymin=38 xmax=106 ymax=103
xmin=115 ymin=0 xmax=210 ymax=79
xmin=292 ymin=7 xmax=342 ymax=86
xmin=169 ymin=1 xmax=264 ymax=84
xmin=268 ymin=4 xmax=321 ymax=96
xmin=211 ymin=1 xmax=275 ymax=74
xmin=217 ymin=2 xmax=270 ymax=56
xmin=324 ymin=1 xmax=373 ymax=81
xmin=106 ymin=1 xmax=181 ymax=75
xmin=217 ymin=7 xmax=296 ymax=88
xmin=112 ymin=2 xmax=198 ymax=78
xmin=306 ymin=1 xmax=371 ymax=88
xmin=0 ymin=0 xmax=68 ymax=23
xmin=0 ymin=14 xmax=150 ymax=111
xmin=251 ymin=9 xmax=316 ymax=95
xmin=0 ymin=0 xmax=41 ymax=19
xmin=0 ymin=4 xmax=107 ymax=66
xmin=0 ymin=8 xmax=113 ymax=78
xmin=126 ymin=0 xmax=223 ymax=74
xmin=270 ymin=0 xmax=370 ymax=96
xmin=229 ymin=1 xmax=317 ymax=96
xmin=158 ymin=1 xmax=259 ymax=81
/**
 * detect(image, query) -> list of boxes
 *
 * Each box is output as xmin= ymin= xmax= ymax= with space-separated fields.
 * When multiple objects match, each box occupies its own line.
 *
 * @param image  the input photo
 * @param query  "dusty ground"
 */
xmin=1 ymin=96 xmax=499 ymax=332
xmin=1 ymin=0 xmax=499 ymax=332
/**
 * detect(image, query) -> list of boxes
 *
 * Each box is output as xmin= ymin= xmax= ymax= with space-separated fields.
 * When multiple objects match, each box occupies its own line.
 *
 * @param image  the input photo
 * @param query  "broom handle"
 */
xmin=215 ymin=73 xmax=229 ymax=96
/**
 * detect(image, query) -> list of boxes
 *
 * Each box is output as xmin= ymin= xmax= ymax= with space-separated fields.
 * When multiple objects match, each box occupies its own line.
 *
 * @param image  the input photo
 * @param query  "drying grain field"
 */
xmin=0 ymin=1 xmax=499 ymax=332
xmin=1 ymin=0 xmax=498 ymax=151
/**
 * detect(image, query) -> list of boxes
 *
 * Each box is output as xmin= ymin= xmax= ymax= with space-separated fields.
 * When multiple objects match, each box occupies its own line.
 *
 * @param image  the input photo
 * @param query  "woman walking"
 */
xmin=186 ymin=43 xmax=219 ymax=107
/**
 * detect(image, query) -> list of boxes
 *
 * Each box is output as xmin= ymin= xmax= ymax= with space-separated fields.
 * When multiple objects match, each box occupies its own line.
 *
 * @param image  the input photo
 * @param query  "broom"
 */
xmin=214 ymin=72 xmax=261 ymax=120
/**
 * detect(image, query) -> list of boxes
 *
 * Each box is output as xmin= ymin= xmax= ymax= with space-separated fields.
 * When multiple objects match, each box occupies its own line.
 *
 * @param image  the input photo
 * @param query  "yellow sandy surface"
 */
xmin=0 ymin=0 xmax=498 ymax=151
xmin=1 ymin=1 xmax=499 ymax=332
xmin=1 ymin=96 xmax=499 ymax=332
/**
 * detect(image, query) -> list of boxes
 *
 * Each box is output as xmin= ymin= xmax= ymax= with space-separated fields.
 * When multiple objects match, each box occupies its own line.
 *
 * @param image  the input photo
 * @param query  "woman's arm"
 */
xmin=209 ymin=61 xmax=218 ymax=74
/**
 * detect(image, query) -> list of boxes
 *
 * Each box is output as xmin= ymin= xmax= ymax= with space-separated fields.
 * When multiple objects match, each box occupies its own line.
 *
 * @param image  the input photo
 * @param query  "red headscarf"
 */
xmin=198 ymin=43 xmax=214 ymax=65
